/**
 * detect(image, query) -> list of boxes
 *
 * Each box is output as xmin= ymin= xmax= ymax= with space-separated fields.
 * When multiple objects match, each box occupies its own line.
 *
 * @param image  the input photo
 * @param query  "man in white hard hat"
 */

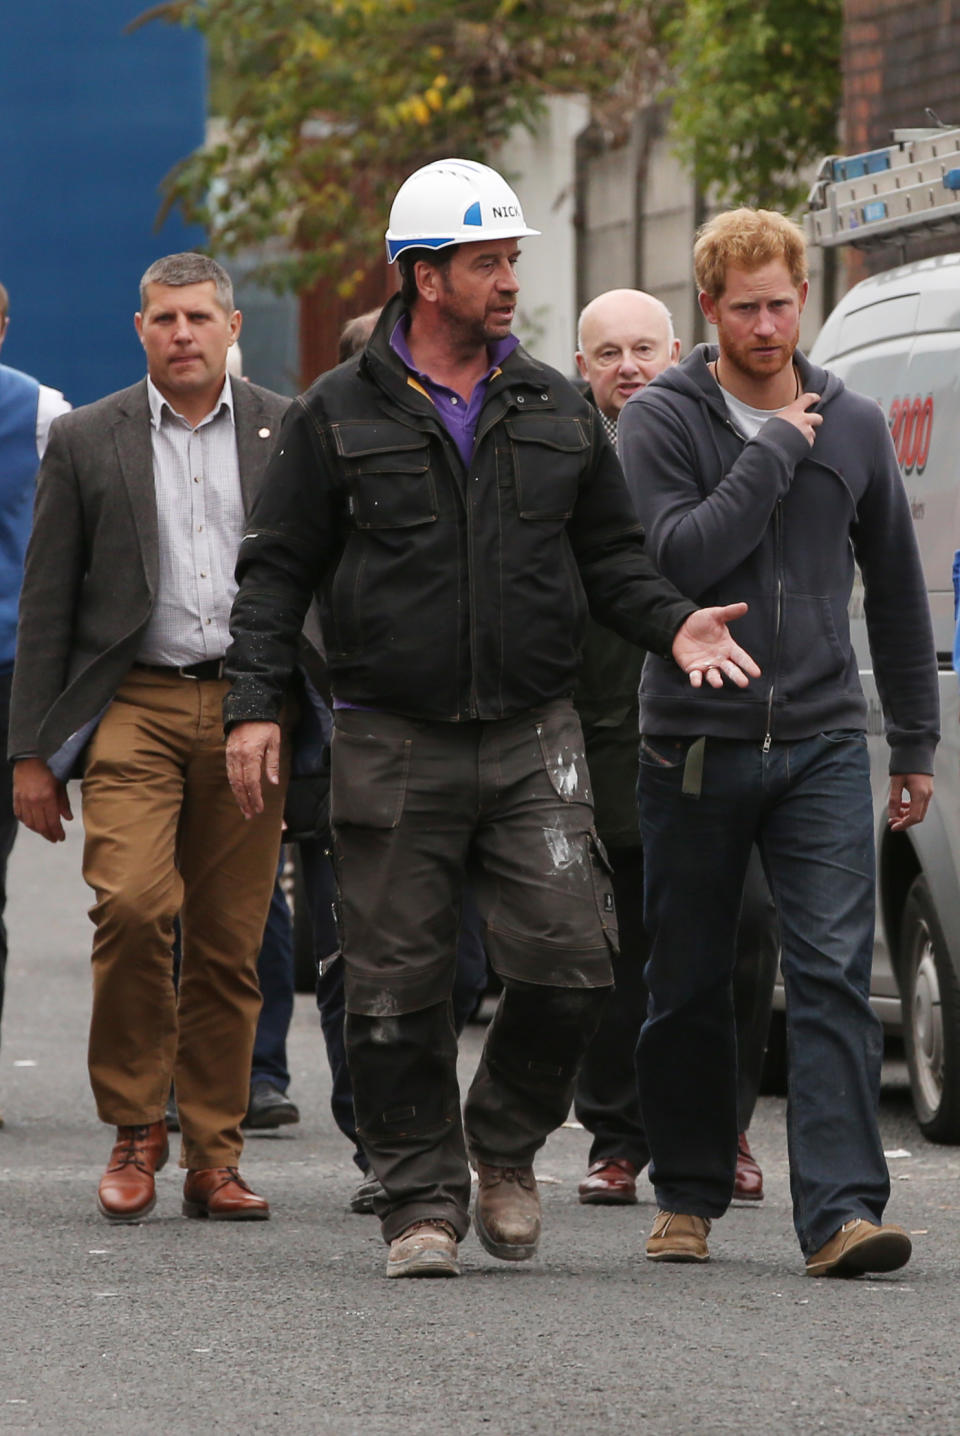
xmin=221 ymin=158 xmax=760 ymax=1279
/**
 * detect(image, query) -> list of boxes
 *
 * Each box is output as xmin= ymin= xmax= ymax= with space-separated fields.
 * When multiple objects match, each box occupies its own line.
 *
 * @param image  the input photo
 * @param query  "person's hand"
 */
xmin=777 ymin=392 xmax=823 ymax=447
xmin=226 ymin=721 xmax=282 ymax=819
xmin=672 ymin=603 xmax=761 ymax=689
xmin=888 ymin=773 xmax=933 ymax=831
xmin=13 ymin=757 xmax=73 ymax=842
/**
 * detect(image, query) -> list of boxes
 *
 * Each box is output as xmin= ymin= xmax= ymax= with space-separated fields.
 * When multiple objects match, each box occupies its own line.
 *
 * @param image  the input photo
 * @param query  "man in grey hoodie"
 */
xmin=618 ymin=207 xmax=939 ymax=1278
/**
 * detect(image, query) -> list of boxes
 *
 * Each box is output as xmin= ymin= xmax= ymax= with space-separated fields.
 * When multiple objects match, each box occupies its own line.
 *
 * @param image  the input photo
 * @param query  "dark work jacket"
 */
xmin=224 ymin=294 xmax=695 ymax=728
xmin=618 ymin=346 xmax=939 ymax=775
xmin=572 ymin=387 xmax=644 ymax=849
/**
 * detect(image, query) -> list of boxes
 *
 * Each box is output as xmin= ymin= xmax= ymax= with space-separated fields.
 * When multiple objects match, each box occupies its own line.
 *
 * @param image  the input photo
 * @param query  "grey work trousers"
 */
xmin=331 ymin=701 xmax=615 ymax=1242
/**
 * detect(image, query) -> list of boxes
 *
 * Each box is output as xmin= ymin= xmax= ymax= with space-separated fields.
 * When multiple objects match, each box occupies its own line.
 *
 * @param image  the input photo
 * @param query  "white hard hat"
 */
xmin=385 ymin=158 xmax=540 ymax=263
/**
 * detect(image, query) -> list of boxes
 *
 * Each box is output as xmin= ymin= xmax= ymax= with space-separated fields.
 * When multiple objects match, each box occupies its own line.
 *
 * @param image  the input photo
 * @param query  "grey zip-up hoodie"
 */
xmin=618 ymin=344 xmax=939 ymax=775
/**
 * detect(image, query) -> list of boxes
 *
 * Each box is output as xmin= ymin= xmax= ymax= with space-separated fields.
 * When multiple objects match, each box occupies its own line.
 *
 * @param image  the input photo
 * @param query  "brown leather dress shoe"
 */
xmin=97 ymin=1120 xmax=169 ymax=1223
xmin=474 ymin=1163 xmax=541 ymax=1261
xmin=733 ymin=1131 xmax=763 ymax=1202
xmin=578 ymin=1157 xmax=639 ymax=1205
xmin=182 ymin=1167 xmax=270 ymax=1221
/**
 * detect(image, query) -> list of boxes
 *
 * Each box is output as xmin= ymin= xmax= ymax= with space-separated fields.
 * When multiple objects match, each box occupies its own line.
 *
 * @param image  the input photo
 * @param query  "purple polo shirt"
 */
xmin=389 ymin=316 xmax=518 ymax=467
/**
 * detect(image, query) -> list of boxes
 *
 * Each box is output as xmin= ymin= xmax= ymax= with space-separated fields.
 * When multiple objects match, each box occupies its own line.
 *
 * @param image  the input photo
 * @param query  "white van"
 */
xmin=784 ymin=131 xmax=960 ymax=1140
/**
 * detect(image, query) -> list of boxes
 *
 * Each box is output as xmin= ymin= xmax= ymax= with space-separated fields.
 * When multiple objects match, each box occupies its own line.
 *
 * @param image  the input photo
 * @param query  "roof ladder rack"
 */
xmin=806 ymin=125 xmax=960 ymax=249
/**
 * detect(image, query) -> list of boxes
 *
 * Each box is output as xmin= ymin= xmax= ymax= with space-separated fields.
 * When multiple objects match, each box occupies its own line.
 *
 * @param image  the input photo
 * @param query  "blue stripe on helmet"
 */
xmin=386 ymin=234 xmax=456 ymax=261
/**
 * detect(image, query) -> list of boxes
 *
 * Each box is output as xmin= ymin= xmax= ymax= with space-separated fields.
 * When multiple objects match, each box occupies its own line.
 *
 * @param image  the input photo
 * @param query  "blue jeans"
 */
xmin=637 ymin=730 xmax=889 ymax=1255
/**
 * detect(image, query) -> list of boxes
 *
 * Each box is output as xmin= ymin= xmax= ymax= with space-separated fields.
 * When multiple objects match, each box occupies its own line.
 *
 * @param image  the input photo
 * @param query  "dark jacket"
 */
xmin=572 ymin=388 xmax=644 ymax=849
xmin=224 ymin=294 xmax=695 ymax=728
xmin=617 ymin=345 xmax=939 ymax=775
xmin=9 ymin=376 xmax=289 ymax=764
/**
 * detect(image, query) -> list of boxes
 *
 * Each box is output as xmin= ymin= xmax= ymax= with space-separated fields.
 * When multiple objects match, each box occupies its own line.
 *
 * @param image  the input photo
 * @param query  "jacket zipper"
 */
xmin=379 ymin=371 xmax=546 ymax=722
xmin=763 ymin=499 xmax=784 ymax=752
xmin=718 ymin=412 xmax=782 ymax=753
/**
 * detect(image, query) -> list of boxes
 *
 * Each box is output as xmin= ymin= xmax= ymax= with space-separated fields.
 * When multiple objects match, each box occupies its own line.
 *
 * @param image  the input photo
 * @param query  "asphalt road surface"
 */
xmin=2 ymin=804 xmax=959 ymax=1435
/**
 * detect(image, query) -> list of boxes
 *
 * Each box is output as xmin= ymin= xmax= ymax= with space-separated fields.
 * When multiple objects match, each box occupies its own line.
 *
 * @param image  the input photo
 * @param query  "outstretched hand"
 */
xmin=672 ymin=603 xmax=761 ymax=689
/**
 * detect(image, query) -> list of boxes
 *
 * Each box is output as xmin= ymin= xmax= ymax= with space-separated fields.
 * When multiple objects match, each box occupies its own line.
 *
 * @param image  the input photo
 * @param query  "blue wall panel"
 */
xmin=0 ymin=2 xmax=205 ymax=404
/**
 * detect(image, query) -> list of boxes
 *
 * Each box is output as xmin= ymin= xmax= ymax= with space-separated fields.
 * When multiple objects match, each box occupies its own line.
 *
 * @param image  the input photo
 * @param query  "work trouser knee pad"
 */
xmin=346 ymin=1002 xmax=460 ymax=1140
xmin=485 ymin=980 xmax=611 ymax=1089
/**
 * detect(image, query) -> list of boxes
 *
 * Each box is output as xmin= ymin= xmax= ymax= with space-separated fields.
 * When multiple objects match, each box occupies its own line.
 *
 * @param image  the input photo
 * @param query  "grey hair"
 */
xmin=139 ymin=253 xmax=234 ymax=313
xmin=0 ymin=281 xmax=8 ymax=323
xmin=339 ymin=307 xmax=382 ymax=362
xmin=576 ymin=290 xmax=675 ymax=353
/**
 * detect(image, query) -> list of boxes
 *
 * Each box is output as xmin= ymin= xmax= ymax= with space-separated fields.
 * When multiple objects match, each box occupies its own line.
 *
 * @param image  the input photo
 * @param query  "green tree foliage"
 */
xmin=140 ymin=0 xmax=666 ymax=294
xmin=666 ymin=0 xmax=842 ymax=213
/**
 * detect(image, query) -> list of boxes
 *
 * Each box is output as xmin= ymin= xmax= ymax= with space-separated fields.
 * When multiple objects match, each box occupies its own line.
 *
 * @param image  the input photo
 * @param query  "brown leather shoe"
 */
xmin=646 ymin=1210 xmax=711 ymax=1263
xmin=733 ymin=1131 xmax=763 ymax=1202
xmin=182 ymin=1167 xmax=270 ymax=1221
xmin=97 ymin=1120 xmax=169 ymax=1223
xmin=805 ymin=1219 xmax=911 ymax=1278
xmin=474 ymin=1163 xmax=540 ymax=1261
xmin=386 ymin=1219 xmax=460 ymax=1278
xmin=578 ymin=1157 xmax=639 ymax=1205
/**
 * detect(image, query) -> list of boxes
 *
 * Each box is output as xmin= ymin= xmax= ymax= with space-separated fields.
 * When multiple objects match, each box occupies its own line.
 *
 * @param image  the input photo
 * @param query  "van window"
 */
xmin=837 ymin=293 xmax=920 ymax=356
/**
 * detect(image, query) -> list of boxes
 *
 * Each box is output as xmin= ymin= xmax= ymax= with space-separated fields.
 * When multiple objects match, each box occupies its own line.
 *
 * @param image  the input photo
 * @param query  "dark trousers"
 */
xmin=303 ymin=841 xmax=490 ymax=1173
xmin=573 ymin=845 xmax=779 ymax=1168
xmin=331 ymin=702 xmax=614 ymax=1241
xmin=0 ymin=671 xmax=17 ymax=1043
xmin=573 ymin=847 xmax=649 ymax=1168
xmin=637 ymin=731 xmax=888 ymax=1254
xmin=250 ymin=858 xmax=295 ymax=1092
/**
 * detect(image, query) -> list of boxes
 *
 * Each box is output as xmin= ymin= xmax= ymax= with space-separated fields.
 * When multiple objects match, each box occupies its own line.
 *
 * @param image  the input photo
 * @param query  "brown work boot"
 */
xmin=474 ymin=1163 xmax=541 ymax=1262
xmin=805 ymin=1218 xmax=911 ymax=1278
xmin=97 ymin=1120 xmax=169 ymax=1223
xmin=646 ymin=1210 xmax=711 ymax=1263
xmin=386 ymin=1219 xmax=460 ymax=1278
xmin=182 ymin=1167 xmax=270 ymax=1221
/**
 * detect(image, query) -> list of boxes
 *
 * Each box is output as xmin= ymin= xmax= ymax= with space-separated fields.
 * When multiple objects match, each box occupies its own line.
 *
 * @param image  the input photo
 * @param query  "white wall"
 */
xmin=493 ymin=95 xmax=590 ymax=375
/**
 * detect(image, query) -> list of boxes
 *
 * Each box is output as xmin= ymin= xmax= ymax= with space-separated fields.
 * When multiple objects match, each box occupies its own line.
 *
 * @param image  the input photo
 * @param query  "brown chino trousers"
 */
xmin=81 ymin=669 xmax=287 ymax=1169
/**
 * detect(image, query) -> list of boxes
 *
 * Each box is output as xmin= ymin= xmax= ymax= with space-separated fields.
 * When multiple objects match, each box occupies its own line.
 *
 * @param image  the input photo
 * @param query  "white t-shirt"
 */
xmin=718 ymin=384 xmax=795 ymax=441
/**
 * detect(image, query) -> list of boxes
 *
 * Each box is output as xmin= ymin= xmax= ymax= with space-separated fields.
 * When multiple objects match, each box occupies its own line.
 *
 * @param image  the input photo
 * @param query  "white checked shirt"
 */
xmin=137 ymin=376 xmax=245 ymax=666
xmin=599 ymin=409 xmax=617 ymax=445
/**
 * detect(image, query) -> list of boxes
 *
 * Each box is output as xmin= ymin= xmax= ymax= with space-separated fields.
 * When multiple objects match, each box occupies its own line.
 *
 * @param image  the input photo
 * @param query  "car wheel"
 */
xmin=900 ymin=874 xmax=960 ymax=1143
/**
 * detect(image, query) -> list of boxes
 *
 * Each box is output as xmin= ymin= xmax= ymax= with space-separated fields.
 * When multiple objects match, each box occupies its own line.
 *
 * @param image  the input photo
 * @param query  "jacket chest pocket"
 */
xmin=333 ymin=420 xmax=438 ymax=529
xmin=504 ymin=416 xmax=589 ymax=519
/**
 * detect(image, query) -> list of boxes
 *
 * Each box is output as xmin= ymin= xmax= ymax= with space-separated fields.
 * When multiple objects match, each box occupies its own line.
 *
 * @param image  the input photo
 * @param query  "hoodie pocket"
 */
xmin=777 ymin=593 xmax=848 ymax=698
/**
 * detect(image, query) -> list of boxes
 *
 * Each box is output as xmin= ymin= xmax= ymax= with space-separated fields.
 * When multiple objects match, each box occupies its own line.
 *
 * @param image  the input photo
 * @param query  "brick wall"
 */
xmin=843 ymin=0 xmax=960 ymax=279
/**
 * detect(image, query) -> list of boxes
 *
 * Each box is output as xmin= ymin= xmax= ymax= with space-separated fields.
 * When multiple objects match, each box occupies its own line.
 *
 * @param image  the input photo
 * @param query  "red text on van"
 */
xmin=888 ymin=395 xmax=933 ymax=474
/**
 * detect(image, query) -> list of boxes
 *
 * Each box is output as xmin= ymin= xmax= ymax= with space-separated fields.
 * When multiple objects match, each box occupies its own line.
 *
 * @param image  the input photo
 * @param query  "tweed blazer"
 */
xmin=9 ymin=375 xmax=289 ymax=764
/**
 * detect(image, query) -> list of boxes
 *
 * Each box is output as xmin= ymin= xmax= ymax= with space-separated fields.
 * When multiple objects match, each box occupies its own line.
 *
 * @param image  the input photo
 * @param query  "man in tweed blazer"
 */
xmin=10 ymin=253 xmax=290 ymax=1224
